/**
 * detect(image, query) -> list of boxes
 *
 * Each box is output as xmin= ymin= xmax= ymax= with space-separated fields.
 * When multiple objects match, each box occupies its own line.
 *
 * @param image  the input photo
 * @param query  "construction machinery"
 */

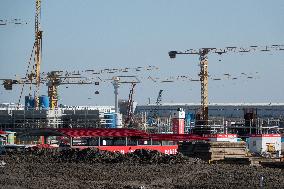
xmin=146 ymin=90 xmax=164 ymax=128
xmin=169 ymin=45 xmax=284 ymax=127
xmin=152 ymin=89 xmax=163 ymax=119
xmin=156 ymin=90 xmax=163 ymax=105
xmin=109 ymin=76 xmax=140 ymax=128
xmin=124 ymin=83 xmax=136 ymax=126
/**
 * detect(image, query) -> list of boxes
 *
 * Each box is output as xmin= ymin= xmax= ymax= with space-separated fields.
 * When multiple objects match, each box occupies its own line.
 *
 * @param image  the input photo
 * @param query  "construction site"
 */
xmin=1 ymin=0 xmax=284 ymax=188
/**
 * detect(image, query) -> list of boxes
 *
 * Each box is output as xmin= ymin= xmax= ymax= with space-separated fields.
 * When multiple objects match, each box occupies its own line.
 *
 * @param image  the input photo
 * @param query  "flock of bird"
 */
xmin=182 ymin=45 xmax=284 ymax=55
xmin=0 ymin=18 xmax=28 ymax=26
xmin=3 ymin=64 xmax=261 ymax=86
xmin=141 ymin=72 xmax=260 ymax=83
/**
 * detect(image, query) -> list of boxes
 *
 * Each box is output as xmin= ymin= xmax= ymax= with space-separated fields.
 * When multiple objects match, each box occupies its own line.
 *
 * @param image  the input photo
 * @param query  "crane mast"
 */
xmin=34 ymin=0 xmax=42 ymax=109
xmin=199 ymin=49 xmax=209 ymax=123
xmin=47 ymin=71 xmax=59 ymax=110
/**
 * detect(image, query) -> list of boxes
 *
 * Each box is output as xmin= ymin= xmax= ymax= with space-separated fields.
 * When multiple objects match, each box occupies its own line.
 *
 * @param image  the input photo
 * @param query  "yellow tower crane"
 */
xmin=34 ymin=0 xmax=43 ymax=109
xmin=169 ymin=45 xmax=284 ymax=126
xmin=15 ymin=0 xmax=42 ymax=109
xmin=46 ymin=71 xmax=99 ymax=110
xmin=2 ymin=70 xmax=100 ymax=110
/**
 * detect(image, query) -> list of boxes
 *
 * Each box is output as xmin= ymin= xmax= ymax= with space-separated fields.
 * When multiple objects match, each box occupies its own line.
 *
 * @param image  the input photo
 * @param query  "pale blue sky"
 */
xmin=0 ymin=0 xmax=284 ymax=106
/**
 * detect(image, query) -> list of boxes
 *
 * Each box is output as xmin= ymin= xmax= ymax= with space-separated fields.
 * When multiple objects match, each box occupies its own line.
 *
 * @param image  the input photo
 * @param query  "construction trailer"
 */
xmin=248 ymin=134 xmax=281 ymax=154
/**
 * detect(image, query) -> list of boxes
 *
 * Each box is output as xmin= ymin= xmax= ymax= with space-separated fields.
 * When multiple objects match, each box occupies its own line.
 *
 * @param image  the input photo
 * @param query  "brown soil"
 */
xmin=0 ymin=148 xmax=284 ymax=189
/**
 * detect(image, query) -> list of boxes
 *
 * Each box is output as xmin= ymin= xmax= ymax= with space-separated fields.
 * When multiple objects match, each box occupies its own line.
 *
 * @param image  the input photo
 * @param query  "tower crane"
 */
xmin=111 ymin=76 xmax=140 ymax=114
xmin=2 ymin=65 xmax=158 ymax=110
xmin=169 ymin=44 xmax=284 ymax=125
xmin=1 ymin=70 xmax=100 ymax=110
xmin=15 ymin=0 xmax=42 ymax=109
xmin=46 ymin=71 xmax=99 ymax=109
xmin=33 ymin=0 xmax=43 ymax=109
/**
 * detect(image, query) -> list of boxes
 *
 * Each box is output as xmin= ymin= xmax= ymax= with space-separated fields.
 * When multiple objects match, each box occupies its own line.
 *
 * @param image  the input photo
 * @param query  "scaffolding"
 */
xmin=0 ymin=109 xmax=100 ymax=130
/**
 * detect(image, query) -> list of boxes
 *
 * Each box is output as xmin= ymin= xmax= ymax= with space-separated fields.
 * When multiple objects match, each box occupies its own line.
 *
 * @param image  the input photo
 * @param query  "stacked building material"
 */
xmin=178 ymin=141 xmax=247 ymax=161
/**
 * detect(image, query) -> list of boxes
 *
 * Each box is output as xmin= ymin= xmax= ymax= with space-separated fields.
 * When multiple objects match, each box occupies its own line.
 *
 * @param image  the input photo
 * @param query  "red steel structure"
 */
xmin=25 ymin=128 xmax=208 ymax=154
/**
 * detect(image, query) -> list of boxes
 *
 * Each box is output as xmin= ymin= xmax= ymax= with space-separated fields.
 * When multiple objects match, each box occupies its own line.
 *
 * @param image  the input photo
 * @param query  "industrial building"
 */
xmin=0 ymin=103 xmax=119 ymax=131
xmin=135 ymin=102 xmax=284 ymax=135
xmin=135 ymin=103 xmax=284 ymax=118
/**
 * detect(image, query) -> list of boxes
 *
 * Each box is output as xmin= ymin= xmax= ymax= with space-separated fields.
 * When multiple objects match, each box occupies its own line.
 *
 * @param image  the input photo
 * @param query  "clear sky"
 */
xmin=0 ymin=0 xmax=284 ymax=106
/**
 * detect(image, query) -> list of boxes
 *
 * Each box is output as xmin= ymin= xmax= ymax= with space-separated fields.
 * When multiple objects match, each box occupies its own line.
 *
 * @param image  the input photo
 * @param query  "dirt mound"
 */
xmin=2 ymin=148 xmax=200 ymax=165
xmin=1 ymin=148 xmax=284 ymax=188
